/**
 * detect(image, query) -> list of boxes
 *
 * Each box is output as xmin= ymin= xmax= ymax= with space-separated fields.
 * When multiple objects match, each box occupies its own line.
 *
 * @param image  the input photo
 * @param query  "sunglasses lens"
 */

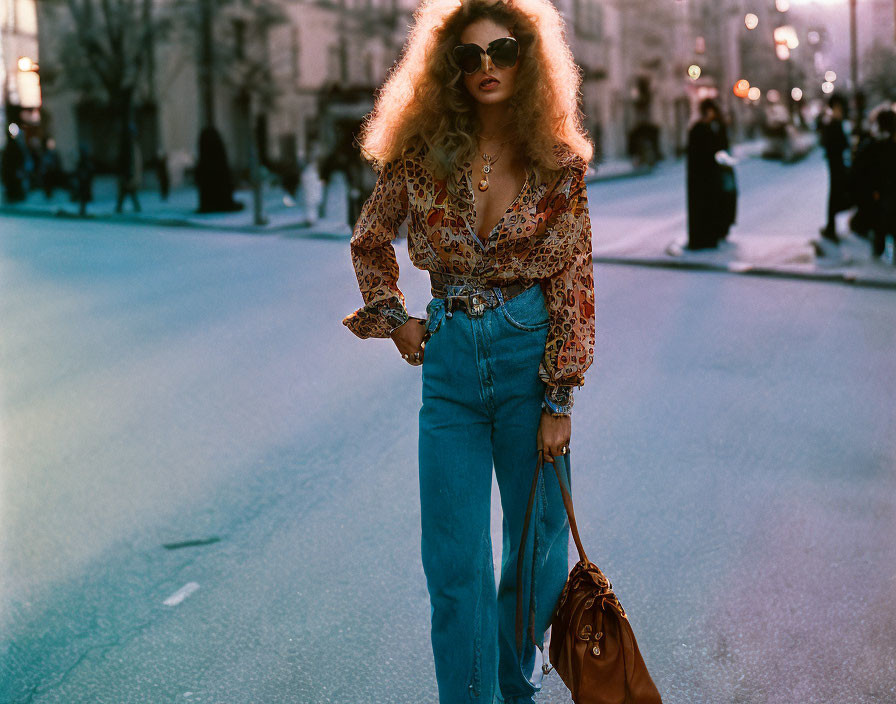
xmin=488 ymin=38 xmax=519 ymax=68
xmin=453 ymin=45 xmax=483 ymax=74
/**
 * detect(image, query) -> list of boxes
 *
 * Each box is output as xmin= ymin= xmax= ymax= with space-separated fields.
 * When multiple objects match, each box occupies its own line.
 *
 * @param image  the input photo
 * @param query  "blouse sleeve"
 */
xmin=536 ymin=164 xmax=596 ymax=412
xmin=341 ymin=156 xmax=411 ymax=339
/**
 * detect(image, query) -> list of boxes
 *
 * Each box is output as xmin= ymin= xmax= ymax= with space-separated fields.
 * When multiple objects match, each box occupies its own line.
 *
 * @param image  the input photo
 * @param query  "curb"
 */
xmin=0 ymin=205 xmax=312 ymax=235
xmin=585 ymin=165 xmax=654 ymax=184
xmin=592 ymin=255 xmax=896 ymax=290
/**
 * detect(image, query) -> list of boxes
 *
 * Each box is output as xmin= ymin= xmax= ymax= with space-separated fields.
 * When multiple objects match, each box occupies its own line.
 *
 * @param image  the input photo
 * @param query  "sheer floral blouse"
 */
xmin=342 ymin=141 xmax=595 ymax=415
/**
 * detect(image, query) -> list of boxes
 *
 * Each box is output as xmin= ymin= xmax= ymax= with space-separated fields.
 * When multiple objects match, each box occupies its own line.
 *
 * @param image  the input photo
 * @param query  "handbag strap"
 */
xmin=515 ymin=450 xmax=590 ymax=654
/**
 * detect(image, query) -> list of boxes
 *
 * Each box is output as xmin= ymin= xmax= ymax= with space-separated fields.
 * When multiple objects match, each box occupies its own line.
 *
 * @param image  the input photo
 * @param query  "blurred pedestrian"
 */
xmin=116 ymin=123 xmax=142 ymax=213
xmin=819 ymin=93 xmax=851 ymax=243
xmin=866 ymin=109 xmax=896 ymax=262
xmin=27 ymin=136 xmax=44 ymax=194
xmin=41 ymin=138 xmax=62 ymax=199
xmin=195 ymin=126 xmax=244 ymax=213
xmin=156 ymin=150 xmax=171 ymax=201
xmin=74 ymin=141 xmax=95 ymax=217
xmin=1 ymin=125 xmax=27 ymax=204
xmin=280 ymin=148 xmax=301 ymax=199
xmin=299 ymin=143 xmax=323 ymax=225
xmin=686 ymin=98 xmax=736 ymax=250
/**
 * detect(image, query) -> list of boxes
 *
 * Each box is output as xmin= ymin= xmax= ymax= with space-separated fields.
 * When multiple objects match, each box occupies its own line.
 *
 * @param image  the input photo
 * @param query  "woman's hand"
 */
xmin=390 ymin=317 xmax=427 ymax=365
xmin=537 ymin=411 xmax=571 ymax=463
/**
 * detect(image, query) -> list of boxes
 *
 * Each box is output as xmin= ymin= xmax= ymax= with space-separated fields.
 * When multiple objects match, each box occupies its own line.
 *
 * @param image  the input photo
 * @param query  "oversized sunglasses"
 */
xmin=451 ymin=36 xmax=519 ymax=75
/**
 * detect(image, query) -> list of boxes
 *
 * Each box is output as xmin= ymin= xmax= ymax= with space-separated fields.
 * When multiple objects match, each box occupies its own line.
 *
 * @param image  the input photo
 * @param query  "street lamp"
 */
xmin=17 ymin=56 xmax=38 ymax=72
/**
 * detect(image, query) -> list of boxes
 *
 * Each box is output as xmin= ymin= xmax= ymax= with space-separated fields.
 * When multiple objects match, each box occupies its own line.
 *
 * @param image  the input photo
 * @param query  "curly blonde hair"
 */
xmin=355 ymin=0 xmax=593 ymax=199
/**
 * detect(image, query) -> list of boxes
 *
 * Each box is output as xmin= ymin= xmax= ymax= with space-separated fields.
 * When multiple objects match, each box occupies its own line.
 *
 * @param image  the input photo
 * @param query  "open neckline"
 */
xmin=464 ymin=161 xmax=532 ymax=247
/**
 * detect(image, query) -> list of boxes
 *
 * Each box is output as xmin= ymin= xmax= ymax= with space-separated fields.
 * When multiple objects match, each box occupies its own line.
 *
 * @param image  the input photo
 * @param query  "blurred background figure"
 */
xmin=41 ymin=138 xmax=63 ymax=200
xmin=280 ymin=147 xmax=301 ymax=203
xmin=195 ymin=126 xmax=244 ymax=213
xmin=818 ymin=93 xmax=852 ymax=243
xmin=299 ymin=142 xmax=323 ymax=226
xmin=686 ymin=98 xmax=736 ymax=250
xmin=115 ymin=123 xmax=142 ymax=213
xmin=862 ymin=108 xmax=896 ymax=263
xmin=73 ymin=141 xmax=95 ymax=217
xmin=1 ymin=124 xmax=27 ymax=204
xmin=156 ymin=150 xmax=171 ymax=202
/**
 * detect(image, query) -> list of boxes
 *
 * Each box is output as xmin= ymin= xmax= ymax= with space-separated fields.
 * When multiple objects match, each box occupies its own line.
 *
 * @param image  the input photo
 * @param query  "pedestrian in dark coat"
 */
xmin=867 ymin=109 xmax=896 ymax=260
xmin=156 ymin=150 xmax=171 ymax=201
xmin=1 ymin=127 xmax=27 ymax=203
xmin=115 ymin=123 xmax=142 ymax=213
xmin=195 ymin=126 xmax=244 ymax=213
xmin=74 ymin=142 xmax=95 ymax=217
xmin=686 ymin=98 xmax=735 ymax=250
xmin=819 ymin=94 xmax=851 ymax=242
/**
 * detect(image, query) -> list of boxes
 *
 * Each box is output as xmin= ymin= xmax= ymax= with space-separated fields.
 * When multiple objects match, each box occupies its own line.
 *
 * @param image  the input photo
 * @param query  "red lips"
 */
xmin=479 ymin=76 xmax=499 ymax=88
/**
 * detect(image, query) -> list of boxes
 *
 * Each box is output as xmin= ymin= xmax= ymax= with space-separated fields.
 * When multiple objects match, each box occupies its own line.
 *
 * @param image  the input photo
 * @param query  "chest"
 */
xmin=469 ymin=161 xmax=530 ymax=241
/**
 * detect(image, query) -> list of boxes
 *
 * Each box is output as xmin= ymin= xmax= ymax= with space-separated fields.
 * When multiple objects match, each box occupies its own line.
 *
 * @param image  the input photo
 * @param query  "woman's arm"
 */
xmin=342 ymin=156 xmax=411 ymax=338
xmin=536 ymin=164 xmax=596 ymax=415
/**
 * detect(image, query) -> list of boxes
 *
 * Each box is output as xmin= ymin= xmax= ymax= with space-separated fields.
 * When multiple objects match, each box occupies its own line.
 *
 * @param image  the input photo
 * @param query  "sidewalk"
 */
xmin=0 ymin=156 xmax=652 ymax=234
xmin=0 ymin=174 xmax=318 ymax=233
xmin=590 ymin=141 xmax=896 ymax=290
xmin=597 ymin=230 xmax=896 ymax=290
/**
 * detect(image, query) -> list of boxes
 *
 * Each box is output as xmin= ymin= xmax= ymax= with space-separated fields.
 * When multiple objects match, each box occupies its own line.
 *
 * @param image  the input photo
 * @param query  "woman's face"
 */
xmin=458 ymin=19 xmax=519 ymax=106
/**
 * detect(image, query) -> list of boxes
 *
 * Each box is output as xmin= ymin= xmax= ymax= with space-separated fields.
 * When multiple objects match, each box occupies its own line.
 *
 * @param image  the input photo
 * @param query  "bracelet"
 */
xmin=542 ymin=401 xmax=571 ymax=418
xmin=543 ymin=385 xmax=574 ymax=415
xmin=384 ymin=307 xmax=410 ymax=336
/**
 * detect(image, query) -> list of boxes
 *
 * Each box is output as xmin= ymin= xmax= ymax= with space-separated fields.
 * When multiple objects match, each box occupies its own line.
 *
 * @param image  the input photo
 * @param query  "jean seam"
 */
xmin=468 ymin=528 xmax=488 ymax=699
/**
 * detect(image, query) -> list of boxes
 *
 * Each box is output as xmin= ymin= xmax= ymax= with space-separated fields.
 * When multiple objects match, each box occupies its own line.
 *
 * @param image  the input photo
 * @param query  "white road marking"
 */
xmin=163 ymin=581 xmax=200 ymax=606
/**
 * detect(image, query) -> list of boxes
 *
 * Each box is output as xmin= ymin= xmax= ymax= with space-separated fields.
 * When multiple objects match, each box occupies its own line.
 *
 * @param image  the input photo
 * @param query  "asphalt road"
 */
xmin=1 ymin=207 xmax=894 ymax=703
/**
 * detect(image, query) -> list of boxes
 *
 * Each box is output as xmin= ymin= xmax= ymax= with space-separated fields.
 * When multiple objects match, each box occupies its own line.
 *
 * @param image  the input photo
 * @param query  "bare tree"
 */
xmin=43 ymin=0 xmax=166 ymax=175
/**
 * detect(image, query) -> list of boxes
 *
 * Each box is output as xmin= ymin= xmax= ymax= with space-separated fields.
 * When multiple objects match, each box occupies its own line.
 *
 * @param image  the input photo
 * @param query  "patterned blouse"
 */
xmin=342 ymin=141 xmax=595 ymax=415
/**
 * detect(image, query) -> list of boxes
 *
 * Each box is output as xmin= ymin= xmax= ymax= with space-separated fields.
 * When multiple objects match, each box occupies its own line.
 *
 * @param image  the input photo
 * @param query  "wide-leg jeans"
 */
xmin=418 ymin=282 xmax=573 ymax=704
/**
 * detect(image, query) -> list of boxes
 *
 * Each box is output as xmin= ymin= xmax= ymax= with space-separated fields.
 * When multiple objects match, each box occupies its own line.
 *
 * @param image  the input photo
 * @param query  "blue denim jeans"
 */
xmin=418 ymin=281 xmax=572 ymax=704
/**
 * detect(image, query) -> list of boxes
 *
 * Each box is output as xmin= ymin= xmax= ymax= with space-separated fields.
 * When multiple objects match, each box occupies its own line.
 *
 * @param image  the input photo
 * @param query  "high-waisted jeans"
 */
xmin=418 ymin=281 xmax=573 ymax=704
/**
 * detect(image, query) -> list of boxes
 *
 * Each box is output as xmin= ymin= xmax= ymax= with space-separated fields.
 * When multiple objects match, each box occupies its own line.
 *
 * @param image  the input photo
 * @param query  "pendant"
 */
xmin=478 ymin=178 xmax=489 ymax=191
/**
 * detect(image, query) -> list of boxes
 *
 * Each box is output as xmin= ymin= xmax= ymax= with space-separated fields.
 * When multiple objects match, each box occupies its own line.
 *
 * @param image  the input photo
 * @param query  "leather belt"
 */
xmin=429 ymin=271 xmax=537 ymax=318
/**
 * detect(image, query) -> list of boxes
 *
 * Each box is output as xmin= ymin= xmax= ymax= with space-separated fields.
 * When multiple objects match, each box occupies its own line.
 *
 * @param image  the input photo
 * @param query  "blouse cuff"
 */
xmin=342 ymin=298 xmax=410 ymax=339
xmin=542 ymin=384 xmax=575 ymax=416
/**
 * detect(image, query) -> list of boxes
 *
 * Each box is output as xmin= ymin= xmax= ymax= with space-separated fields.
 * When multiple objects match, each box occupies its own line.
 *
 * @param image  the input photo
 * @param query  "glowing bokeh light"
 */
xmin=747 ymin=87 xmax=761 ymax=101
xmin=822 ymin=81 xmax=834 ymax=94
xmin=776 ymin=0 xmax=790 ymax=11
xmin=767 ymin=89 xmax=781 ymax=103
xmin=688 ymin=64 xmax=702 ymax=80
xmin=776 ymin=44 xmax=791 ymax=60
xmin=745 ymin=13 xmax=759 ymax=30
xmin=791 ymin=87 xmax=803 ymax=101
xmin=733 ymin=79 xmax=751 ymax=98
xmin=824 ymin=70 xmax=837 ymax=82
xmin=808 ymin=30 xmax=820 ymax=44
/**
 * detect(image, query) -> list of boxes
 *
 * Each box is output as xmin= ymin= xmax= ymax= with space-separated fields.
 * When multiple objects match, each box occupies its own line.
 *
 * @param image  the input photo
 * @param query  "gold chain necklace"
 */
xmin=477 ymin=135 xmax=514 ymax=192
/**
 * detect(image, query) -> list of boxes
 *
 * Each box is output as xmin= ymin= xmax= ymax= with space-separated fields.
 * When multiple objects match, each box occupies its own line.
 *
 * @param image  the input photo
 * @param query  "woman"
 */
xmin=686 ymin=98 xmax=735 ymax=250
xmin=341 ymin=0 xmax=595 ymax=701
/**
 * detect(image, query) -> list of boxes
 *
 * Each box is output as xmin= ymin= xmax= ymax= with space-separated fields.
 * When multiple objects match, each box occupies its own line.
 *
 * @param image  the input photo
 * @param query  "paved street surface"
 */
xmin=1 ymin=194 xmax=895 ymax=702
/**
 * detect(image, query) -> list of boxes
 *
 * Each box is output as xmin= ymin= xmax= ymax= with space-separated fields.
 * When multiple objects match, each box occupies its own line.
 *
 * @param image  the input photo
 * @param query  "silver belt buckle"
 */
xmin=467 ymin=293 xmax=486 ymax=317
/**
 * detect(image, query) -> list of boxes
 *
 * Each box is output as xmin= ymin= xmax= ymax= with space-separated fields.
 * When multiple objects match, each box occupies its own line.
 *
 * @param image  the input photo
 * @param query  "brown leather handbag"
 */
xmin=515 ymin=451 xmax=663 ymax=704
